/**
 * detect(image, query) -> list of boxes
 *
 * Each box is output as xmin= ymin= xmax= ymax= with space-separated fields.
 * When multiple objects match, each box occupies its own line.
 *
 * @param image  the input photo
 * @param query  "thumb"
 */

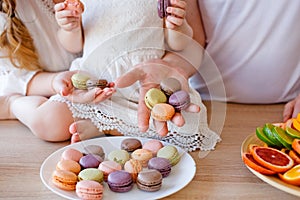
xmin=115 ymin=67 xmax=144 ymax=88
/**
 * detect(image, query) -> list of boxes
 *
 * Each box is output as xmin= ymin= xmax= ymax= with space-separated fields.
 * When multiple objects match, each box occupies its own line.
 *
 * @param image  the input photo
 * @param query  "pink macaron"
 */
xmin=61 ymin=148 xmax=83 ymax=162
xmin=98 ymin=160 xmax=122 ymax=181
xmin=142 ymin=139 xmax=164 ymax=156
xmin=76 ymin=180 xmax=103 ymax=200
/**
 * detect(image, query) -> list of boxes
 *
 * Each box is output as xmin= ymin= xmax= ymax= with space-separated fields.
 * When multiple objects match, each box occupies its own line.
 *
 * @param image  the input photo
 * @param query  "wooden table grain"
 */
xmin=0 ymin=102 xmax=298 ymax=200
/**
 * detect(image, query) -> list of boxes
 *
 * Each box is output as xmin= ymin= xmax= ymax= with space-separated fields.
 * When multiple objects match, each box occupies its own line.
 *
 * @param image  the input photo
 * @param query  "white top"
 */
xmin=51 ymin=0 xmax=221 ymax=152
xmin=190 ymin=0 xmax=300 ymax=103
xmin=0 ymin=0 xmax=78 ymax=95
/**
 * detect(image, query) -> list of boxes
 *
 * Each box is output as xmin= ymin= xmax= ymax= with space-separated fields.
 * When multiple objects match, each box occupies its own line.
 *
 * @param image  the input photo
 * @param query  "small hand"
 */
xmin=63 ymin=86 xmax=116 ymax=104
xmin=283 ymin=94 xmax=300 ymax=122
xmin=52 ymin=71 xmax=77 ymax=96
xmin=165 ymin=0 xmax=187 ymax=29
xmin=54 ymin=1 xmax=83 ymax=32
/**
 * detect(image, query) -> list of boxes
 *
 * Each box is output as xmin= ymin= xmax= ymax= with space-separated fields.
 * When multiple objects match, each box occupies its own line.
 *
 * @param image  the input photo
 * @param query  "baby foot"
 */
xmin=69 ymin=119 xmax=104 ymax=143
xmin=0 ymin=95 xmax=21 ymax=120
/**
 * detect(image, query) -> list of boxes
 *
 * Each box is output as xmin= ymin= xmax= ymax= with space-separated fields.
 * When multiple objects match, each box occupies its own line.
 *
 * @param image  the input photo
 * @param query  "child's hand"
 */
xmin=165 ymin=0 xmax=187 ymax=30
xmin=63 ymin=84 xmax=116 ymax=104
xmin=54 ymin=1 xmax=83 ymax=32
xmin=52 ymin=71 xmax=77 ymax=96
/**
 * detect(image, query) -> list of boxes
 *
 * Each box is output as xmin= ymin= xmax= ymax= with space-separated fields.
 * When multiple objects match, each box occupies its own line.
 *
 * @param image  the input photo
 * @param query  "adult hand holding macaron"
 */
xmin=115 ymin=58 xmax=200 ymax=136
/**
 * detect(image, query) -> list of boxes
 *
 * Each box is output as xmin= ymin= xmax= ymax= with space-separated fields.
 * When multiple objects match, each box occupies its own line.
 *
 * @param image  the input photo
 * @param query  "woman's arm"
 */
xmin=164 ymin=0 xmax=206 ymax=79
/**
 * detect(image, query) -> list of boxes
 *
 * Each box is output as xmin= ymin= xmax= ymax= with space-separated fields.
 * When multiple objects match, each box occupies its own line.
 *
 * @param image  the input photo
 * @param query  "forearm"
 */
xmin=165 ymin=20 xmax=193 ymax=51
xmin=57 ymin=27 xmax=83 ymax=53
xmin=163 ymin=0 xmax=206 ymax=79
xmin=26 ymin=71 xmax=59 ymax=97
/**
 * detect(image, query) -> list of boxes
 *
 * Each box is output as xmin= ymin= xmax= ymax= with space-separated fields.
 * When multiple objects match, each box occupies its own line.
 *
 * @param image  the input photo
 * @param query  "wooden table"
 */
xmin=0 ymin=102 xmax=299 ymax=200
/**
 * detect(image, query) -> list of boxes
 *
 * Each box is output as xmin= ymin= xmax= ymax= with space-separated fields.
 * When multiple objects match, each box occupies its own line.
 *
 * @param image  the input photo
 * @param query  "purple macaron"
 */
xmin=168 ymin=90 xmax=190 ymax=111
xmin=107 ymin=170 xmax=133 ymax=193
xmin=148 ymin=157 xmax=172 ymax=178
xmin=79 ymin=154 xmax=103 ymax=169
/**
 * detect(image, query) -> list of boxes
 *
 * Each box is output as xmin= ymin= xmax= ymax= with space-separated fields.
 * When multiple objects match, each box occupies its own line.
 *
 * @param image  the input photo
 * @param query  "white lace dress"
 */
xmin=51 ymin=0 xmax=221 ymax=152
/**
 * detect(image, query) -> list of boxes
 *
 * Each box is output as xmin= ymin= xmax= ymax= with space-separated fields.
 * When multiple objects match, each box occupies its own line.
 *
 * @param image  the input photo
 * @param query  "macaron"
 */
xmin=136 ymin=169 xmax=162 ymax=192
xmin=52 ymin=170 xmax=78 ymax=191
xmin=71 ymin=73 xmax=90 ymax=90
xmin=83 ymin=145 xmax=105 ymax=160
xmin=157 ymin=145 xmax=181 ymax=166
xmin=98 ymin=160 xmax=122 ymax=181
xmin=144 ymin=88 xmax=167 ymax=110
xmin=124 ymin=159 xmax=143 ymax=182
xmin=79 ymin=154 xmax=103 ymax=169
xmin=121 ymin=138 xmax=142 ymax=152
xmin=148 ymin=157 xmax=172 ymax=177
xmin=160 ymin=77 xmax=181 ymax=96
xmin=78 ymin=168 xmax=104 ymax=183
xmin=151 ymin=103 xmax=175 ymax=121
xmin=142 ymin=139 xmax=164 ymax=156
xmin=61 ymin=148 xmax=83 ymax=162
xmin=76 ymin=180 xmax=103 ymax=200
xmin=131 ymin=149 xmax=153 ymax=167
xmin=157 ymin=0 xmax=171 ymax=18
xmin=86 ymin=79 xmax=108 ymax=89
xmin=168 ymin=90 xmax=191 ymax=111
xmin=107 ymin=170 xmax=134 ymax=193
xmin=56 ymin=159 xmax=81 ymax=175
xmin=107 ymin=149 xmax=130 ymax=166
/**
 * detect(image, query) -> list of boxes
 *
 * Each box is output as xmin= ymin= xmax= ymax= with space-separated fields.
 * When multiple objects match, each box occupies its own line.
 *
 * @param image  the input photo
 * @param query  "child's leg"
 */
xmin=0 ymin=95 xmax=22 ymax=119
xmin=10 ymin=96 xmax=74 ymax=142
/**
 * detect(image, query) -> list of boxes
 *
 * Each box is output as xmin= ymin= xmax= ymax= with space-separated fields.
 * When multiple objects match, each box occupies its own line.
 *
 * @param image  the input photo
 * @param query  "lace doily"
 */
xmin=50 ymin=89 xmax=221 ymax=152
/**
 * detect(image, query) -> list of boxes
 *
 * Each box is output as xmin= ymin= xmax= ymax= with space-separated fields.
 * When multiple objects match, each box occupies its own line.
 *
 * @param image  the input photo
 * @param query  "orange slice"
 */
xmin=289 ymin=150 xmax=300 ymax=164
xmin=251 ymin=146 xmax=294 ymax=173
xmin=292 ymin=139 xmax=300 ymax=155
xmin=242 ymin=153 xmax=276 ymax=175
xmin=292 ymin=118 xmax=300 ymax=132
xmin=297 ymin=113 xmax=300 ymax=122
xmin=279 ymin=164 xmax=300 ymax=186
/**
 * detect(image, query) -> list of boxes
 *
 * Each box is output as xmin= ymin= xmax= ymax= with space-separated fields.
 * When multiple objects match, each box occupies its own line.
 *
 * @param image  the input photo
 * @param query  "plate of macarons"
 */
xmin=40 ymin=136 xmax=196 ymax=200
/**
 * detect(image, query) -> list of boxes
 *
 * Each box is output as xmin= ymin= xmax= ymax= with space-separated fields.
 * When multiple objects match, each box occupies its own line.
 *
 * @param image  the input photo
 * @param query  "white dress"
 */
xmin=51 ymin=0 xmax=221 ymax=152
xmin=190 ymin=0 xmax=300 ymax=103
xmin=0 ymin=0 xmax=78 ymax=95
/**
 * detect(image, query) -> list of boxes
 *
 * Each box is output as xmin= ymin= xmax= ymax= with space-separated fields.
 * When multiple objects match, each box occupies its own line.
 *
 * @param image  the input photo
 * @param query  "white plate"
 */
xmin=40 ymin=136 xmax=196 ymax=200
xmin=241 ymin=134 xmax=300 ymax=197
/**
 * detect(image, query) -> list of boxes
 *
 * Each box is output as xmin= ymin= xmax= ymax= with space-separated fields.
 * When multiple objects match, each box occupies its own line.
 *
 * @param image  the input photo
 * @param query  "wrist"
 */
xmin=50 ymin=73 xmax=58 ymax=95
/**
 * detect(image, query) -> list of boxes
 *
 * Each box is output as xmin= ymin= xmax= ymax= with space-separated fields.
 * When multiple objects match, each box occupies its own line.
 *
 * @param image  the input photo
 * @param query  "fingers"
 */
xmin=165 ymin=0 xmax=186 ymax=28
xmin=283 ymin=100 xmax=295 ymax=122
xmin=171 ymin=112 xmax=185 ymax=127
xmin=154 ymin=120 xmax=168 ymax=136
xmin=137 ymin=84 xmax=153 ymax=132
xmin=169 ymin=0 xmax=187 ymax=10
xmin=115 ymin=67 xmax=144 ymax=88
xmin=55 ymin=3 xmax=82 ymax=31
xmin=93 ymin=88 xmax=116 ymax=103
xmin=292 ymin=95 xmax=300 ymax=118
xmin=185 ymin=103 xmax=201 ymax=113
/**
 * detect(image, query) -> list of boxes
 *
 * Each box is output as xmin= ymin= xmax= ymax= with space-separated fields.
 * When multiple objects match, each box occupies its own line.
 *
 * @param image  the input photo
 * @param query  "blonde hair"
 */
xmin=0 ymin=0 xmax=42 ymax=70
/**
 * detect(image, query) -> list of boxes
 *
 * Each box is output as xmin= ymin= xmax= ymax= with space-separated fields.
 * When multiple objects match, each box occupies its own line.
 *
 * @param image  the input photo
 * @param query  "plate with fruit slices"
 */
xmin=241 ymin=115 xmax=300 ymax=197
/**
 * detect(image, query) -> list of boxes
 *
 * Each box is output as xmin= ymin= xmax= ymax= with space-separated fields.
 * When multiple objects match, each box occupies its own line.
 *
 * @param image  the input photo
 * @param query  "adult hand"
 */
xmin=283 ymin=94 xmax=300 ymax=122
xmin=115 ymin=59 xmax=200 ymax=136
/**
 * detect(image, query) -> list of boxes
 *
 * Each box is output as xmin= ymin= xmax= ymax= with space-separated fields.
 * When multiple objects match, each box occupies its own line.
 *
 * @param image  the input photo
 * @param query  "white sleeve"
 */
xmin=0 ymin=13 xmax=39 ymax=96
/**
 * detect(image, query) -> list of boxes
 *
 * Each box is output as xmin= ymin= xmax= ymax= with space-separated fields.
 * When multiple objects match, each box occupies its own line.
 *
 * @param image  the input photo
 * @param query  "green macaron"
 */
xmin=144 ymin=88 xmax=167 ymax=110
xmin=157 ymin=145 xmax=181 ymax=166
xmin=71 ymin=73 xmax=90 ymax=90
